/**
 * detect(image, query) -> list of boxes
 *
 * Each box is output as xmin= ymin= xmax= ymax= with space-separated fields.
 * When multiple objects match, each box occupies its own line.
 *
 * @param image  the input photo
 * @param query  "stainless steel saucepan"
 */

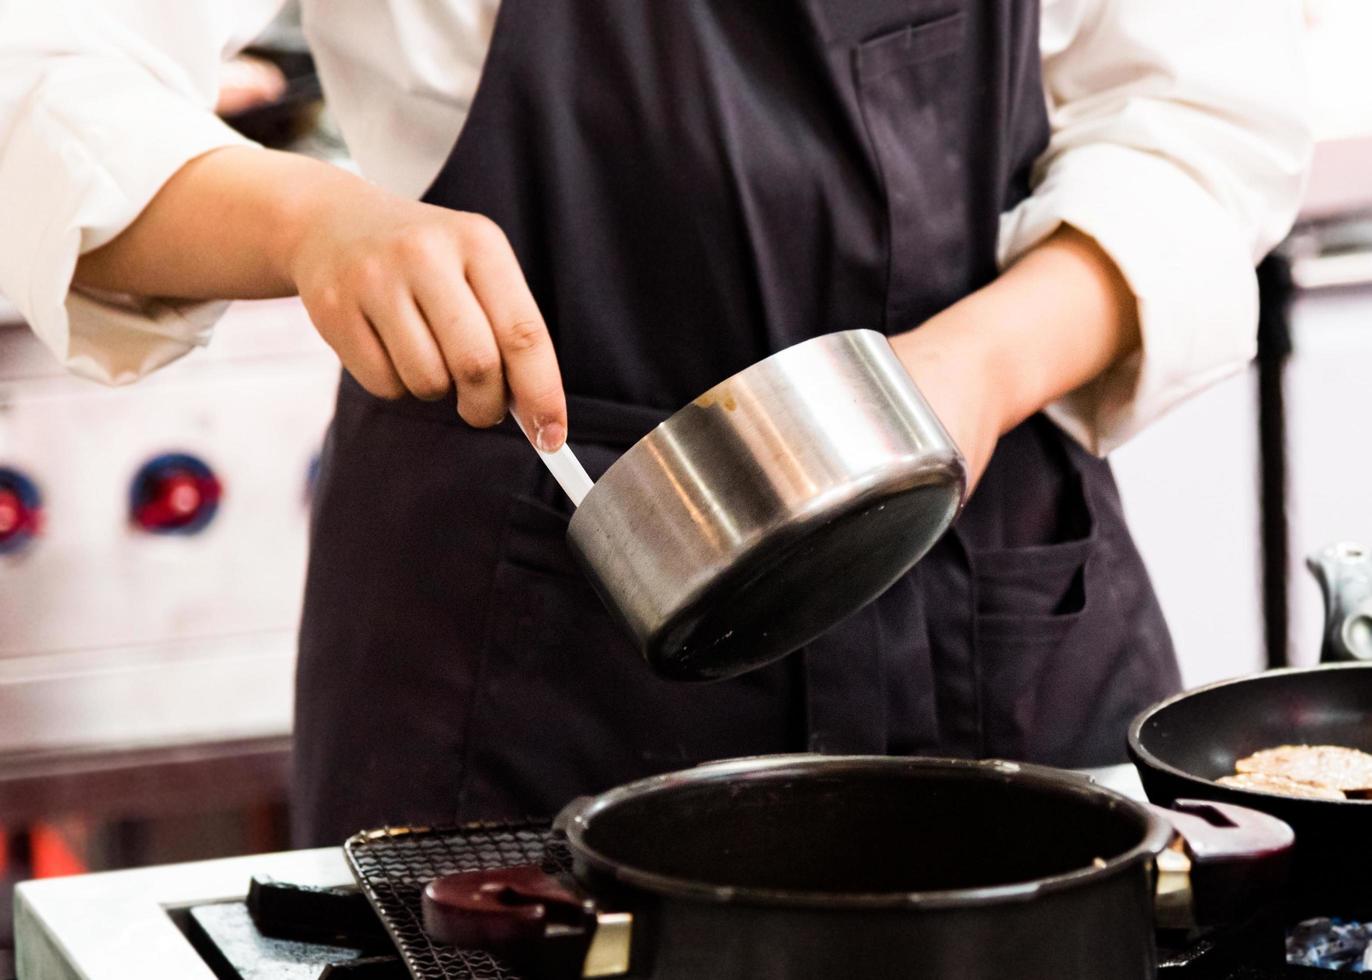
xmin=530 ymin=329 xmax=965 ymax=682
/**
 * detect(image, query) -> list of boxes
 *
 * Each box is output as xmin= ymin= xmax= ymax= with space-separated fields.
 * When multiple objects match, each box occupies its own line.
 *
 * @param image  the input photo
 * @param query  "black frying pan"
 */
xmin=1129 ymin=662 xmax=1372 ymax=909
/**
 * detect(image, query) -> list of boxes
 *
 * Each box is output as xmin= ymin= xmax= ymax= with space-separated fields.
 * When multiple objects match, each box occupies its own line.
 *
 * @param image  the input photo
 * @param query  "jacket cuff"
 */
xmin=999 ymin=142 xmax=1258 ymax=456
xmin=0 ymin=64 xmax=252 ymax=383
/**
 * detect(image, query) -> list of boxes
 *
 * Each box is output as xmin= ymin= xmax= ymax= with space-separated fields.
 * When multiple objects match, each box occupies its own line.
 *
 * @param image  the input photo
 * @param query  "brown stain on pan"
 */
xmin=693 ymin=388 xmax=738 ymax=411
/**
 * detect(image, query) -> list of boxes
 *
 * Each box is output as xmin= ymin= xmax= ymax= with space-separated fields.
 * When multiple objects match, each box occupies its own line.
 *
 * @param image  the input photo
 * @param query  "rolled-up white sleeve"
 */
xmin=1002 ymin=0 xmax=1313 ymax=454
xmin=0 ymin=1 xmax=283 ymax=384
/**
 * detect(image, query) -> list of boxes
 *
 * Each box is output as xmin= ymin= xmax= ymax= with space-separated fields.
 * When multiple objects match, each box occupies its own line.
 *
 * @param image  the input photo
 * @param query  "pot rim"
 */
xmin=556 ymin=754 xmax=1174 ymax=910
xmin=1128 ymin=661 xmax=1372 ymax=808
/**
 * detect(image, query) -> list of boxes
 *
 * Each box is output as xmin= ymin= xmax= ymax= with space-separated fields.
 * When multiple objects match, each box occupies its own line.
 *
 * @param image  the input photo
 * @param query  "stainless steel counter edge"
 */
xmin=0 ymin=633 xmax=297 ymax=757
xmin=14 ymin=846 xmax=352 ymax=980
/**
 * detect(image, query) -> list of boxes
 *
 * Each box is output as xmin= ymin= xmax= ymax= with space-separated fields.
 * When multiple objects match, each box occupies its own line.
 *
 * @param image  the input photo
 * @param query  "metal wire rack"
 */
xmin=345 ymin=821 xmax=568 ymax=980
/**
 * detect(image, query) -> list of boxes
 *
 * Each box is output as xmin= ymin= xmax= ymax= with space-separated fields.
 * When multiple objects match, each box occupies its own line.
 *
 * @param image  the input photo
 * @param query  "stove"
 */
xmin=12 ymin=767 xmax=1369 ymax=979
xmin=0 ymin=298 xmax=337 ymax=760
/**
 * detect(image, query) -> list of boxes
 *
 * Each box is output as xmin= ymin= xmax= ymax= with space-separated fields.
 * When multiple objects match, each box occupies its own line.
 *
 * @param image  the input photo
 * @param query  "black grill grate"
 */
xmin=345 ymin=821 xmax=567 ymax=980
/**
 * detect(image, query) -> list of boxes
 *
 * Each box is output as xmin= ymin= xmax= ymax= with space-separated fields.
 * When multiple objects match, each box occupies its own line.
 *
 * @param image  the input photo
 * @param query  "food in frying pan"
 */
xmin=1237 ymin=745 xmax=1372 ymax=792
xmin=1216 ymin=771 xmax=1347 ymax=801
xmin=1216 ymin=744 xmax=1372 ymax=800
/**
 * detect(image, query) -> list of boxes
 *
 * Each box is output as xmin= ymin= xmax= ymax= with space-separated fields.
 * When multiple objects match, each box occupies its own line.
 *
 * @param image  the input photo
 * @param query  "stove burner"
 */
xmin=186 ymin=901 xmax=407 ymax=980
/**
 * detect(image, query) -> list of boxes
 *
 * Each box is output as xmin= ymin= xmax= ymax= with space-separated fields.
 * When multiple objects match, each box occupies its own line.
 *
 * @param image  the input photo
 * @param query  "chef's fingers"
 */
xmin=360 ymin=288 xmax=452 ymax=402
xmin=461 ymin=218 xmax=567 ymax=451
xmin=310 ymin=298 xmax=406 ymax=399
xmin=412 ymin=274 xmax=507 ymax=427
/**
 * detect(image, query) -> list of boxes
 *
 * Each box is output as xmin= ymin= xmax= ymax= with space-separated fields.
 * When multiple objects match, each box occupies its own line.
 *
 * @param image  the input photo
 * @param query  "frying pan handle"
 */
xmin=422 ymin=866 xmax=632 ymax=978
xmin=1149 ymin=799 xmax=1293 ymax=929
xmin=1307 ymin=542 xmax=1372 ymax=662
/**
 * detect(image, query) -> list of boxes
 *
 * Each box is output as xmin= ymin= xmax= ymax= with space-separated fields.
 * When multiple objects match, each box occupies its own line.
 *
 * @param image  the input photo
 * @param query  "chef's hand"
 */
xmin=889 ymin=225 xmax=1140 ymax=491
xmin=286 ymin=185 xmax=567 ymax=449
xmin=215 ymin=55 xmax=288 ymax=117
xmin=74 ymin=146 xmax=568 ymax=450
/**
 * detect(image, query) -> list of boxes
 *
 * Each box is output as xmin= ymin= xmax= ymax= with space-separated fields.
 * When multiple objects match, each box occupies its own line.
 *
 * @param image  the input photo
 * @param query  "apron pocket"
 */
xmin=502 ymin=494 xmax=584 ymax=581
xmin=457 ymin=496 xmax=614 ymax=818
xmin=971 ymin=539 xmax=1101 ymax=762
xmin=854 ymin=13 xmax=965 ymax=76
xmin=460 ymin=488 xmax=800 ymax=819
xmin=853 ymin=12 xmax=973 ymax=328
xmin=809 ymin=0 xmax=961 ymax=47
xmin=975 ymin=537 xmax=1095 ymax=621
xmin=964 ymin=468 xmax=1105 ymax=762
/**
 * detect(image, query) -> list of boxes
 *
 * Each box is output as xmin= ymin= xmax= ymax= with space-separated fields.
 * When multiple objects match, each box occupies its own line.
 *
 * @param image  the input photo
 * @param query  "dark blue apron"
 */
xmin=292 ymin=0 xmax=1181 ymax=846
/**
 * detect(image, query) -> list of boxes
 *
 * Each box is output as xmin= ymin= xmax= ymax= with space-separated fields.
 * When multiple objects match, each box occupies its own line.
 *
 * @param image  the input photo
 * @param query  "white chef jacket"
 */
xmin=0 ymin=0 xmax=1310 ymax=454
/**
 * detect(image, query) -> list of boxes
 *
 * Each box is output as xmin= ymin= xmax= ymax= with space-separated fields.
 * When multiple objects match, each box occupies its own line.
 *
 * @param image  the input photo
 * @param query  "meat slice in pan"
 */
xmin=1217 ymin=771 xmax=1347 ymax=800
xmin=1233 ymin=744 xmax=1372 ymax=792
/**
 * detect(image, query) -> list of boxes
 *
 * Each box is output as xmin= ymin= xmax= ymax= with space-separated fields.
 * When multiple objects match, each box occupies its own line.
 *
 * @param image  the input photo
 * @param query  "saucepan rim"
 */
xmin=567 ymin=328 xmax=902 ymax=521
xmin=556 ymin=754 xmax=1173 ymax=911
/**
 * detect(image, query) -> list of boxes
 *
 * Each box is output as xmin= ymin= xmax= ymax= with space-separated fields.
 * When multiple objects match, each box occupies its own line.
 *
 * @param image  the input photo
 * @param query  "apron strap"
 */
xmin=341 ymin=370 xmax=671 ymax=450
xmin=564 ymin=394 xmax=670 ymax=448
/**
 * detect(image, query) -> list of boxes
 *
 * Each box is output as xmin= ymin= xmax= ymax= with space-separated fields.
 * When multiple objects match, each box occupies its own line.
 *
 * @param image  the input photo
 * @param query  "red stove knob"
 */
xmin=0 ymin=469 xmax=42 ymax=554
xmin=130 ymin=454 xmax=222 ymax=533
xmin=0 ymin=489 xmax=21 ymax=534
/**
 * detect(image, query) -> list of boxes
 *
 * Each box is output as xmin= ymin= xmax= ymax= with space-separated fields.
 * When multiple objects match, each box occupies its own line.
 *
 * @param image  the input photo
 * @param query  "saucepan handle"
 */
xmin=422 ymin=865 xmax=633 ymax=978
xmin=511 ymin=407 xmax=594 ymax=508
xmin=1150 ymin=799 xmax=1294 ymax=929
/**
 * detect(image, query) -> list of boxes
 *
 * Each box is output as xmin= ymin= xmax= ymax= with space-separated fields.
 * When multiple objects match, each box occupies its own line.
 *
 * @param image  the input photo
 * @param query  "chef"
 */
xmin=0 ymin=2 xmax=1308 ymax=845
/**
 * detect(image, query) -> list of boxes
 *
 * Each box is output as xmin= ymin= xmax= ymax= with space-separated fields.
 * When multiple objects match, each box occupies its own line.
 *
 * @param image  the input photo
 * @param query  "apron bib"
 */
xmin=293 ymin=0 xmax=1179 ymax=845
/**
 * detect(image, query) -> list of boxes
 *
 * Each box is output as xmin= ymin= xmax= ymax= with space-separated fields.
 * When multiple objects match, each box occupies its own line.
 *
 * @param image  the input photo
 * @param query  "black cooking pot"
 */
xmin=1130 ymin=661 xmax=1372 ymax=911
xmin=422 ymin=756 xmax=1291 ymax=979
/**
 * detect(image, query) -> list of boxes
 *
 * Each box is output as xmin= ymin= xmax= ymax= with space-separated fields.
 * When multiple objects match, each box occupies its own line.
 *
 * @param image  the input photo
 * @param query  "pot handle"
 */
xmin=422 ymin=865 xmax=632 ymax=978
xmin=1150 ymin=799 xmax=1293 ymax=930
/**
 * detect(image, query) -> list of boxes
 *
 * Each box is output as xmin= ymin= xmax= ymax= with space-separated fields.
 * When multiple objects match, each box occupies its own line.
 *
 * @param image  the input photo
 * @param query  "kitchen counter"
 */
xmin=14 ymin=846 xmax=352 ymax=980
xmin=12 ymin=763 xmax=1148 ymax=979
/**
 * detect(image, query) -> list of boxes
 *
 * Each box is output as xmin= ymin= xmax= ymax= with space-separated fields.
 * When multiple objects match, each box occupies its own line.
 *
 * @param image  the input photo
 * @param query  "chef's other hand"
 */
xmin=215 ymin=55 xmax=288 ymax=117
xmin=73 ymin=147 xmax=568 ymax=451
xmin=889 ymin=226 xmax=1140 ymax=492
xmin=288 ymin=185 xmax=567 ymax=450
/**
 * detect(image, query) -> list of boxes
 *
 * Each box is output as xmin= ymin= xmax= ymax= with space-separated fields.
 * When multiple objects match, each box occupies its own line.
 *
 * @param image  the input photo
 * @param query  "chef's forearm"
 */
xmin=888 ymin=224 xmax=1141 ymax=486
xmin=920 ymin=224 xmax=1140 ymax=436
xmin=73 ymin=145 xmax=366 ymax=300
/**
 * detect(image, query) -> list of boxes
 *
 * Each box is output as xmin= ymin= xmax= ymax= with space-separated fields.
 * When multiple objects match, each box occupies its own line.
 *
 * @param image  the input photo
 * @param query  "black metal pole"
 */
xmin=1257 ymin=254 xmax=1295 ymax=670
